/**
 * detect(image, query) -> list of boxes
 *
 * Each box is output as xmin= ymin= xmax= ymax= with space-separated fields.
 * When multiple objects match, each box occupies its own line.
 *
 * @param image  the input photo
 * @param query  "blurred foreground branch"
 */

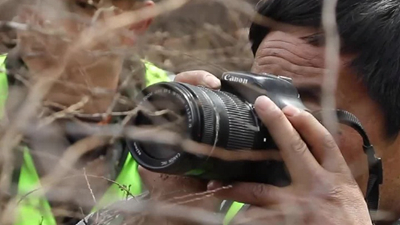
xmin=321 ymin=0 xmax=340 ymax=136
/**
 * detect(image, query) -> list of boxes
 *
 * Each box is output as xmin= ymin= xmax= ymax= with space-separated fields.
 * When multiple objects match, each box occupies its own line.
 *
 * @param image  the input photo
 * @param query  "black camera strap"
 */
xmin=312 ymin=109 xmax=383 ymax=214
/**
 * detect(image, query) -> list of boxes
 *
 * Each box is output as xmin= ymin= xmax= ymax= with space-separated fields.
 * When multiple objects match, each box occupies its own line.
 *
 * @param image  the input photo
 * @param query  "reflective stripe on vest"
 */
xmin=91 ymin=153 xmax=141 ymax=212
xmin=1 ymin=58 xmax=171 ymax=225
xmin=0 ymin=54 xmax=8 ymax=117
xmin=143 ymin=60 xmax=171 ymax=86
xmin=223 ymin=202 xmax=245 ymax=225
xmin=16 ymin=148 xmax=57 ymax=225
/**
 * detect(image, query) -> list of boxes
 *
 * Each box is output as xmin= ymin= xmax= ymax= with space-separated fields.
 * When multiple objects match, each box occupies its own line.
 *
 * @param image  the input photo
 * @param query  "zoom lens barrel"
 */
xmin=129 ymin=81 xmax=289 ymax=185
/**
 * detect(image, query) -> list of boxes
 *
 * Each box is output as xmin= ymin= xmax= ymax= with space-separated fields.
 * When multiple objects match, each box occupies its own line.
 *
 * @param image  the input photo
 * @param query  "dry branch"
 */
xmin=321 ymin=0 xmax=340 ymax=137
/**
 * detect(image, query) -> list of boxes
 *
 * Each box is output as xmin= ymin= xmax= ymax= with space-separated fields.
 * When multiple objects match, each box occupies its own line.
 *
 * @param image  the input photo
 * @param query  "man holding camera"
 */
xmin=139 ymin=0 xmax=400 ymax=225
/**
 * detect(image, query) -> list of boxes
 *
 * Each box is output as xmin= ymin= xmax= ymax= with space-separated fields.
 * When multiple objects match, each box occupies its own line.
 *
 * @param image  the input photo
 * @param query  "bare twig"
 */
xmin=83 ymin=168 xmax=97 ymax=205
xmin=321 ymin=0 xmax=340 ymax=136
xmin=39 ymin=96 xmax=90 ymax=127
xmin=170 ymin=185 xmax=232 ymax=204
xmin=62 ymin=122 xmax=283 ymax=162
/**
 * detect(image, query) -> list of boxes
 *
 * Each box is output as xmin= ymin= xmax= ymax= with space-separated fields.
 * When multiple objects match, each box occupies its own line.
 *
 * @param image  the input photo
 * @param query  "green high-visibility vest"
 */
xmin=0 ymin=55 xmax=171 ymax=225
xmin=0 ymin=55 xmax=8 ymax=117
xmin=223 ymin=201 xmax=246 ymax=225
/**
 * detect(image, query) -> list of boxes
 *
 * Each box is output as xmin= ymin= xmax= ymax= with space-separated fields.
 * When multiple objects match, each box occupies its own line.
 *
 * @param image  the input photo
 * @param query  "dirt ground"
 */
xmin=0 ymin=0 xmax=258 ymax=74
xmin=143 ymin=0 xmax=259 ymax=74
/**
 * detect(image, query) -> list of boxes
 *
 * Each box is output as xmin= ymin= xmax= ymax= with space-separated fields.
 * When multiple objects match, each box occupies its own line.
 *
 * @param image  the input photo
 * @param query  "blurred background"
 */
xmin=0 ymin=0 xmax=259 ymax=75
xmin=0 ymin=1 xmax=261 ymax=224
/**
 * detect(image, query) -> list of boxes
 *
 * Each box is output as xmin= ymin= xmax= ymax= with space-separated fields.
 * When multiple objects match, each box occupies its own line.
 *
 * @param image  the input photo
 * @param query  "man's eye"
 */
xmin=75 ymin=0 xmax=97 ymax=10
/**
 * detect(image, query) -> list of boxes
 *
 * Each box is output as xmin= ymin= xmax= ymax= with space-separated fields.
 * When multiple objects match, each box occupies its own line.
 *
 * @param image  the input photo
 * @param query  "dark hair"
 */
xmin=249 ymin=0 xmax=400 ymax=138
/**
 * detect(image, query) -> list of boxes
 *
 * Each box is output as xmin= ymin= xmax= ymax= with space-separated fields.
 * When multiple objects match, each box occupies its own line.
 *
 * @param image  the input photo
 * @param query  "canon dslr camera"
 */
xmin=128 ymin=72 xmax=307 ymax=185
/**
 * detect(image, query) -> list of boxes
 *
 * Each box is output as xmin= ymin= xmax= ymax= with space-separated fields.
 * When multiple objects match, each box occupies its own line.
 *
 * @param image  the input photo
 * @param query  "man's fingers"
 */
xmin=207 ymin=181 xmax=287 ymax=206
xmin=174 ymin=70 xmax=221 ymax=89
xmin=254 ymin=96 xmax=321 ymax=179
xmin=283 ymin=106 xmax=347 ymax=172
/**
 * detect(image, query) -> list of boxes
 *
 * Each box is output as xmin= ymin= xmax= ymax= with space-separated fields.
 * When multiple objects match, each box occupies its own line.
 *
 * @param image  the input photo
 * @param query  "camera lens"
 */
xmin=129 ymin=81 xmax=286 ymax=184
xmin=133 ymin=90 xmax=188 ymax=160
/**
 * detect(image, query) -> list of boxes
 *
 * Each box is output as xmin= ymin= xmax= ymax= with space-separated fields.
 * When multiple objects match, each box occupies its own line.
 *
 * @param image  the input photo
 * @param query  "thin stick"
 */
xmin=321 ymin=0 xmax=340 ymax=137
xmin=83 ymin=168 xmax=97 ymax=204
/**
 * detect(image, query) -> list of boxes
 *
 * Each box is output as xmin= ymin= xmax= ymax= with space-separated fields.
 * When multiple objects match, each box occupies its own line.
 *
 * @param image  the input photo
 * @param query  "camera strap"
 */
xmin=312 ymin=109 xmax=383 ymax=214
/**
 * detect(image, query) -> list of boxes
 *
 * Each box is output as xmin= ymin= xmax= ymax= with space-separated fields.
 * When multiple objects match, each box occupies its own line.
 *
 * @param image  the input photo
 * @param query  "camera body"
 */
xmin=129 ymin=72 xmax=306 ymax=185
xmin=219 ymin=71 xmax=306 ymax=111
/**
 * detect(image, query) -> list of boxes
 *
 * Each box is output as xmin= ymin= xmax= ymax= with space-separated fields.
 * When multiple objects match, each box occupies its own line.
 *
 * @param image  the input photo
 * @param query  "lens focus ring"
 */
xmin=194 ymin=86 xmax=216 ymax=146
xmin=215 ymin=91 xmax=256 ymax=150
xmin=178 ymin=83 xmax=258 ymax=151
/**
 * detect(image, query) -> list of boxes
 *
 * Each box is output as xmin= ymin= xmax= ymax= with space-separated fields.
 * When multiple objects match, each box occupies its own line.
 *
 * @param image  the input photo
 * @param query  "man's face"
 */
xmin=250 ymin=23 xmax=389 ymax=199
xmin=14 ymin=0 xmax=153 ymax=113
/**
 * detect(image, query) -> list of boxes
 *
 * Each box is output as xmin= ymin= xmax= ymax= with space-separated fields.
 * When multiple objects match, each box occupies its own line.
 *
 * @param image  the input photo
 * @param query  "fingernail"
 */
xmin=282 ymin=105 xmax=300 ymax=117
xmin=207 ymin=180 xmax=222 ymax=190
xmin=254 ymin=95 xmax=274 ymax=111
xmin=204 ymin=76 xmax=221 ymax=88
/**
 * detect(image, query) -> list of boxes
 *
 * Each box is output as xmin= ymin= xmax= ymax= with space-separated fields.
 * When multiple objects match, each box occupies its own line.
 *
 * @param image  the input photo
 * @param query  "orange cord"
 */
xmin=98 ymin=115 xmax=112 ymax=125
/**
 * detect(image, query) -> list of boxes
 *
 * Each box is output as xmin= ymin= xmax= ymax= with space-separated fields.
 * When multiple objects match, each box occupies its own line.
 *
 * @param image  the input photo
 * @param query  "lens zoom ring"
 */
xmin=194 ymin=86 xmax=216 ymax=145
xmin=215 ymin=91 xmax=256 ymax=150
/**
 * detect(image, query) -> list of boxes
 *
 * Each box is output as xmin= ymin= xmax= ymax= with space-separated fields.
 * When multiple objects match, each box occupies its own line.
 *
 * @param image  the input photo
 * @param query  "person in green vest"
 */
xmin=0 ymin=1 xmax=172 ymax=225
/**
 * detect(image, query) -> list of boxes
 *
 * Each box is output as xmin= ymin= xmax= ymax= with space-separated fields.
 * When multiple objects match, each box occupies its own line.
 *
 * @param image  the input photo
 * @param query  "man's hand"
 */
xmin=207 ymin=95 xmax=372 ymax=225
